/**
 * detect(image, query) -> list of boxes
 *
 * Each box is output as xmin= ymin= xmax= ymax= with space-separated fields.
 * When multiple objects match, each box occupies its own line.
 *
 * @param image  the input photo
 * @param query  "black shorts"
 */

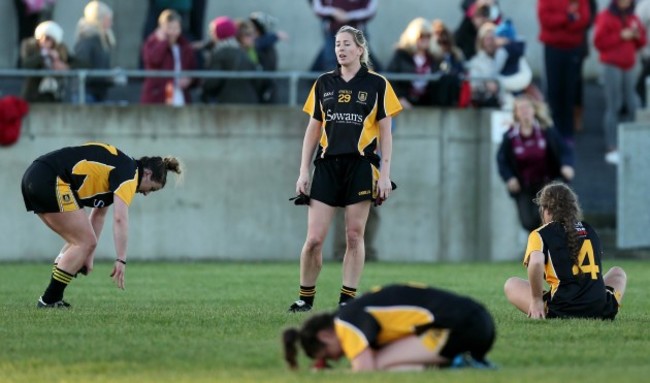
xmin=438 ymin=306 xmax=496 ymax=362
xmin=310 ymin=154 xmax=378 ymax=207
xmin=22 ymin=160 xmax=81 ymax=213
xmin=543 ymin=286 xmax=620 ymax=320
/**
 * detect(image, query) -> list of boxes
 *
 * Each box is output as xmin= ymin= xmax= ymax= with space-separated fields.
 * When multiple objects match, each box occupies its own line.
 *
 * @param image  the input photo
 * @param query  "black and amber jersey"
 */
xmin=334 ymin=284 xmax=485 ymax=360
xmin=524 ymin=221 xmax=609 ymax=318
xmin=35 ymin=142 xmax=139 ymax=208
xmin=303 ymin=66 xmax=402 ymax=159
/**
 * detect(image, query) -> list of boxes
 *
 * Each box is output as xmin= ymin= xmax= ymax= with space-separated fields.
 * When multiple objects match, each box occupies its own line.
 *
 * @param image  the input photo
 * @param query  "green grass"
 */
xmin=1 ymin=260 xmax=649 ymax=382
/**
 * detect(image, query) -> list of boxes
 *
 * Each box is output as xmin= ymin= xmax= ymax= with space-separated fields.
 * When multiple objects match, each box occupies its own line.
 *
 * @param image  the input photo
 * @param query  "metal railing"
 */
xmin=0 ymin=68 xmax=454 ymax=106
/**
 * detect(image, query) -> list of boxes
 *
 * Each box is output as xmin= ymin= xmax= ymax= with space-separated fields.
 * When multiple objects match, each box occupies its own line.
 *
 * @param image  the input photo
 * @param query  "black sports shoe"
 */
xmin=37 ymin=297 xmax=71 ymax=308
xmin=288 ymin=300 xmax=312 ymax=312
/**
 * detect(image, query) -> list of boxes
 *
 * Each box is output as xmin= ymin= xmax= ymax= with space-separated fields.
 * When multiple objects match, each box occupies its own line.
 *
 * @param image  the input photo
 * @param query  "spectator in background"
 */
xmin=13 ymin=0 xmax=56 ymax=67
xmin=20 ymin=21 xmax=72 ymax=103
xmin=466 ymin=23 xmax=502 ymax=108
xmin=431 ymin=19 xmax=467 ymax=107
xmin=141 ymin=0 xmax=206 ymax=43
xmin=250 ymin=11 xmax=289 ymax=103
xmin=537 ymin=0 xmax=592 ymax=144
xmin=497 ymin=95 xmax=575 ymax=232
xmin=201 ymin=16 xmax=261 ymax=104
xmin=387 ymin=18 xmax=438 ymax=109
xmin=432 ymin=19 xmax=466 ymax=77
xmin=73 ymin=1 xmax=117 ymax=103
xmin=496 ymin=20 xmax=539 ymax=108
xmin=635 ymin=0 xmax=650 ymax=106
xmin=468 ymin=21 xmax=538 ymax=110
xmin=141 ymin=9 xmax=196 ymax=106
xmin=236 ymin=19 xmax=261 ymax=69
xmin=309 ymin=0 xmax=381 ymax=71
xmin=454 ymin=0 xmax=501 ymax=60
xmin=574 ymin=0 xmax=598 ymax=132
xmin=594 ymin=0 xmax=646 ymax=165
xmin=140 ymin=0 xmax=206 ymax=67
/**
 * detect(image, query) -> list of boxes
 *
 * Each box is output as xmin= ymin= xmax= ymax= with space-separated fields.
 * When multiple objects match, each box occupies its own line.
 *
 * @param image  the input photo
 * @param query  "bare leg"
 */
xmin=375 ymin=335 xmax=449 ymax=370
xmin=504 ymin=277 xmax=532 ymax=314
xmin=300 ymin=200 xmax=337 ymax=286
xmin=604 ymin=266 xmax=627 ymax=303
xmin=342 ymin=201 xmax=371 ymax=288
xmin=38 ymin=210 xmax=97 ymax=275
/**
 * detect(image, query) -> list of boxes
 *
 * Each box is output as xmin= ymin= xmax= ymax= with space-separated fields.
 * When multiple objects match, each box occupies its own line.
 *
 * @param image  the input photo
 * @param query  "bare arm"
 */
xmin=110 ymin=195 xmax=129 ymax=289
xmin=527 ymin=251 xmax=546 ymax=319
xmin=377 ymin=116 xmax=393 ymax=201
xmin=296 ymin=118 xmax=322 ymax=195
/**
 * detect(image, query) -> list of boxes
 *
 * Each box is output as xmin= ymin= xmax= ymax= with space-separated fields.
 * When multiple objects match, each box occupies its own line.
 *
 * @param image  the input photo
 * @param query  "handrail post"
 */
xmin=289 ymin=72 xmax=299 ymax=107
xmin=78 ymin=70 xmax=87 ymax=105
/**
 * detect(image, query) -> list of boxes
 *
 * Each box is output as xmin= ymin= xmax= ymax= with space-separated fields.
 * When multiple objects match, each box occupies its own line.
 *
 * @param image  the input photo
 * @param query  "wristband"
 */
xmin=115 ymin=259 xmax=127 ymax=265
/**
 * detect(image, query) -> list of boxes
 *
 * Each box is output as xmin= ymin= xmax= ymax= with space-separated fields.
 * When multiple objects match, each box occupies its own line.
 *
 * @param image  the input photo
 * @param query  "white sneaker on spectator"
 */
xmin=605 ymin=151 xmax=619 ymax=165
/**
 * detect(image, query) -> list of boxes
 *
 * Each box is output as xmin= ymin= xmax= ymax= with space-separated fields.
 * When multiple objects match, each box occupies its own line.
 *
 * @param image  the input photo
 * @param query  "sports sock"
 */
xmin=299 ymin=285 xmax=316 ymax=306
xmin=339 ymin=285 xmax=357 ymax=304
xmin=41 ymin=267 xmax=73 ymax=304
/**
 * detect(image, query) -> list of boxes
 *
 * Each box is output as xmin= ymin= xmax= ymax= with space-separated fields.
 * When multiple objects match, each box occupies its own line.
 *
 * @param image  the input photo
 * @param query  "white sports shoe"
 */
xmin=604 ymin=151 xmax=619 ymax=165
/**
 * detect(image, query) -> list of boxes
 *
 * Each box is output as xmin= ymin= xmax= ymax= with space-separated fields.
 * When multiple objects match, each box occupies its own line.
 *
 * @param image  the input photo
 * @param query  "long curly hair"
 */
xmin=535 ymin=182 xmax=584 ymax=272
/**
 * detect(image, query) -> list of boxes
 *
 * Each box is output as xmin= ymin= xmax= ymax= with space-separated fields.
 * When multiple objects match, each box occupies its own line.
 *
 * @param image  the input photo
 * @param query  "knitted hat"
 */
xmin=211 ymin=16 xmax=237 ymax=40
xmin=34 ymin=21 xmax=64 ymax=44
xmin=250 ymin=12 xmax=277 ymax=34
xmin=495 ymin=19 xmax=516 ymax=40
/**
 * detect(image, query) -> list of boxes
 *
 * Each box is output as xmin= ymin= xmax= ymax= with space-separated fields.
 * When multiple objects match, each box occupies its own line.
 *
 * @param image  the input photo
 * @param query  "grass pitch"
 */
xmin=1 ymin=260 xmax=649 ymax=383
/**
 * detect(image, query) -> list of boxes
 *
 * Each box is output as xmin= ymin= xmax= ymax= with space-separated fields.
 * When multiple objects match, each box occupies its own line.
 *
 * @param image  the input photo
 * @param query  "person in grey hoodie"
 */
xmin=73 ymin=0 xmax=117 ymax=103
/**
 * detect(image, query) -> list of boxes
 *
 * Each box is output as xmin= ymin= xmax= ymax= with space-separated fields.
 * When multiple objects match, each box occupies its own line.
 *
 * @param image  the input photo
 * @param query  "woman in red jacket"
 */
xmin=140 ymin=9 xmax=196 ymax=105
xmin=594 ymin=0 xmax=646 ymax=164
xmin=537 ymin=0 xmax=592 ymax=143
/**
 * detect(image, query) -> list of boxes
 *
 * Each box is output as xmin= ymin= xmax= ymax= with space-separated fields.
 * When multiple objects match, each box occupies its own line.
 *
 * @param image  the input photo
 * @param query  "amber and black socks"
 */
xmin=41 ymin=267 xmax=73 ymax=304
xmin=299 ymin=285 xmax=316 ymax=306
xmin=339 ymin=285 xmax=357 ymax=305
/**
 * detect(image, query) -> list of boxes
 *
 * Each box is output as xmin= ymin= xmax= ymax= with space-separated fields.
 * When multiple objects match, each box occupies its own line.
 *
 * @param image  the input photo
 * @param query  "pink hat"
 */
xmin=211 ymin=16 xmax=237 ymax=40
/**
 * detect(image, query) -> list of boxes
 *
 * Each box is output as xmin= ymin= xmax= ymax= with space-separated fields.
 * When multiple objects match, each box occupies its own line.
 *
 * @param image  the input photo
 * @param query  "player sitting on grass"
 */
xmin=504 ymin=181 xmax=627 ymax=319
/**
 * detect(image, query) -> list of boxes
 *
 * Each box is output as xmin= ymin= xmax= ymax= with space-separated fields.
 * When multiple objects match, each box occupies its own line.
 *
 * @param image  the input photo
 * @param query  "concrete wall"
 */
xmin=0 ymin=0 xmax=616 ymax=78
xmin=0 ymin=105 xmax=522 ymax=262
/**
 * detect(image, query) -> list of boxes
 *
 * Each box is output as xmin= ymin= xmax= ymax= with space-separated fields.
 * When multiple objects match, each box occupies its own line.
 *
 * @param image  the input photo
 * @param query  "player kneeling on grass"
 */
xmin=282 ymin=283 xmax=496 ymax=372
xmin=504 ymin=181 xmax=627 ymax=320
xmin=21 ymin=142 xmax=182 ymax=308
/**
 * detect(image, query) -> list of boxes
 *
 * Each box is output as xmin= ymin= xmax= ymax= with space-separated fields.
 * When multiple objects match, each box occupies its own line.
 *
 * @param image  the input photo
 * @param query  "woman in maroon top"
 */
xmin=140 ymin=9 xmax=196 ymax=105
xmin=497 ymin=96 xmax=575 ymax=231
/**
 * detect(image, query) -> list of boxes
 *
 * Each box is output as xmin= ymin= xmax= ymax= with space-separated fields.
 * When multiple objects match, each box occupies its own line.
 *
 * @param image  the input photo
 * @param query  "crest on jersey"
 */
xmin=358 ymin=91 xmax=368 ymax=102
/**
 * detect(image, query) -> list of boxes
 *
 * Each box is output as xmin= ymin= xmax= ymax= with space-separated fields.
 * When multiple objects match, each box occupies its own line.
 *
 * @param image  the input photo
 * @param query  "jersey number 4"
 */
xmin=572 ymin=239 xmax=600 ymax=279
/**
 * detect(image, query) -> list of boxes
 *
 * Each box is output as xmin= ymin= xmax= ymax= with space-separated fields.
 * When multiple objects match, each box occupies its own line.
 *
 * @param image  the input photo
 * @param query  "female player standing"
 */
xmin=288 ymin=25 xmax=402 ymax=312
